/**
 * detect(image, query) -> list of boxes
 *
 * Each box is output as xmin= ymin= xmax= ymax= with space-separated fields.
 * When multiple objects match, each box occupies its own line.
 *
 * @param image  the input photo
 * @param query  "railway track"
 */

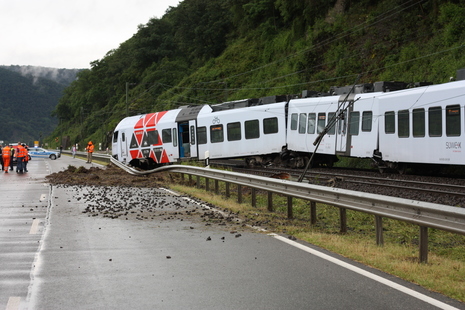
xmin=210 ymin=160 xmax=465 ymax=208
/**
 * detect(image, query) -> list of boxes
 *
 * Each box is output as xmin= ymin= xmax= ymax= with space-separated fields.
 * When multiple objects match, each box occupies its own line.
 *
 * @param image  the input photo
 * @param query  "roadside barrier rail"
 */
xmin=61 ymin=151 xmax=111 ymax=163
xmin=110 ymin=157 xmax=465 ymax=263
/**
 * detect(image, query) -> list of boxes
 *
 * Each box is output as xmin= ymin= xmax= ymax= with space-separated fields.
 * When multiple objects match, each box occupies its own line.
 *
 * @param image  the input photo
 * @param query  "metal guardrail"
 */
xmin=61 ymin=151 xmax=112 ymax=163
xmin=110 ymin=157 xmax=465 ymax=262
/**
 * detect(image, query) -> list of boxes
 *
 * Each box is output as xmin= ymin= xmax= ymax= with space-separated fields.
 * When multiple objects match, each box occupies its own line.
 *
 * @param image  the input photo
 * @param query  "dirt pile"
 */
xmin=46 ymin=164 xmax=171 ymax=187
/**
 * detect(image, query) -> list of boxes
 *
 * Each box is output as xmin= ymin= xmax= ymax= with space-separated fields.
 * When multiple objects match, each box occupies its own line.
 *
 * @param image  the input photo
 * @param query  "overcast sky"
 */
xmin=0 ymin=0 xmax=180 ymax=69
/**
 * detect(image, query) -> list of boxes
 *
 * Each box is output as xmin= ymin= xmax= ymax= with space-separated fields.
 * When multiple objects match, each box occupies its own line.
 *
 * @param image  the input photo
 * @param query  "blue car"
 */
xmin=28 ymin=147 xmax=61 ymax=160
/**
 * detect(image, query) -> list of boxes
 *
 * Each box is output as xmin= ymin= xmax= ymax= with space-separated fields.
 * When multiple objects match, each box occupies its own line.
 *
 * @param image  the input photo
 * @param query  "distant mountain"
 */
xmin=0 ymin=66 xmax=80 ymax=145
xmin=1 ymin=65 xmax=81 ymax=86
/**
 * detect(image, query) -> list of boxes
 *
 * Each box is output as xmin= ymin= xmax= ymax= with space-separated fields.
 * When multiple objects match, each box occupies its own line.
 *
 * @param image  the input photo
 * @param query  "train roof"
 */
xmin=211 ymin=95 xmax=290 ymax=112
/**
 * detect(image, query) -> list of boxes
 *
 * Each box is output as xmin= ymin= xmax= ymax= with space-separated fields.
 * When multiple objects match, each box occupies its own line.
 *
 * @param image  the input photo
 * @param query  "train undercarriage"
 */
xmin=244 ymin=149 xmax=339 ymax=169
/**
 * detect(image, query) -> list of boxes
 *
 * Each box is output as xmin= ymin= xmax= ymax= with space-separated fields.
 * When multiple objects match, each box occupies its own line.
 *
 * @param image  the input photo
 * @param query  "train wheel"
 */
xmin=246 ymin=158 xmax=257 ymax=167
xmin=397 ymin=164 xmax=407 ymax=175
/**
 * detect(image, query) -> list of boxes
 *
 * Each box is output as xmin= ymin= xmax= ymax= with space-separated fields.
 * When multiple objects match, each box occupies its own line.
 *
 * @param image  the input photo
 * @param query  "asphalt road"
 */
xmin=1 ymin=155 xmax=464 ymax=310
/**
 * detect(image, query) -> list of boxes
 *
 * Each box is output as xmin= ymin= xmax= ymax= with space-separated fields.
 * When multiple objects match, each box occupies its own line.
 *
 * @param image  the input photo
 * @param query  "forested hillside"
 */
xmin=0 ymin=66 xmax=79 ymax=145
xmin=50 ymin=0 xmax=465 ymax=149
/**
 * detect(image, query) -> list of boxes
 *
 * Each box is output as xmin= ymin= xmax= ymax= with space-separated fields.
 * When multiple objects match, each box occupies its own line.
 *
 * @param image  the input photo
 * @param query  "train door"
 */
xmin=336 ymin=110 xmax=348 ymax=153
xmin=189 ymin=119 xmax=198 ymax=158
xmin=120 ymin=131 xmax=128 ymax=160
xmin=178 ymin=122 xmax=189 ymax=158
xmin=336 ymin=94 xmax=355 ymax=156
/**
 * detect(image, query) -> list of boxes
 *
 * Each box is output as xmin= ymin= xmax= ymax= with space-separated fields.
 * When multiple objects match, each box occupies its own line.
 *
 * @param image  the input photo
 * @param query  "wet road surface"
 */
xmin=1 ymin=156 xmax=464 ymax=310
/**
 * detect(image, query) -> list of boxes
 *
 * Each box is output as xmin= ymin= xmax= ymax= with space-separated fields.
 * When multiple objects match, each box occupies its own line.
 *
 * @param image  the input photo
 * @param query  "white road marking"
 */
xmin=160 ymin=188 xmax=179 ymax=196
xmin=39 ymin=194 xmax=46 ymax=202
xmin=6 ymin=297 xmax=21 ymax=310
xmin=270 ymin=233 xmax=459 ymax=310
xmin=29 ymin=219 xmax=41 ymax=235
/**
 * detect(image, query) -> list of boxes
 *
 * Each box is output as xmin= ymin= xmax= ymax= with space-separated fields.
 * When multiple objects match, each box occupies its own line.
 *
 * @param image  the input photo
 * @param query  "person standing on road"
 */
xmin=72 ymin=144 xmax=77 ymax=158
xmin=0 ymin=145 xmax=3 ymax=171
xmin=85 ymin=141 xmax=94 ymax=163
xmin=22 ymin=144 xmax=29 ymax=173
xmin=15 ymin=142 xmax=26 ymax=173
xmin=2 ymin=145 xmax=11 ymax=173
xmin=9 ymin=145 xmax=15 ymax=171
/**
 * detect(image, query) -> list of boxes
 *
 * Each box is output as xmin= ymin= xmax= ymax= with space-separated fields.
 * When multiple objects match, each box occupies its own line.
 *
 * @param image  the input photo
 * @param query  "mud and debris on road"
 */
xmin=46 ymin=164 xmax=247 ymax=232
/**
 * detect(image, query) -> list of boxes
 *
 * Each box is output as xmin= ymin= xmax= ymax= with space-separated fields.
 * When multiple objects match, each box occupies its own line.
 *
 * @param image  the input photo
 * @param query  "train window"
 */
xmin=349 ymin=112 xmax=360 ymax=135
xmin=385 ymin=111 xmax=395 ymax=134
xmin=290 ymin=113 xmax=298 ymax=130
xmin=245 ymin=120 xmax=260 ymax=139
xmin=130 ymin=133 xmax=139 ymax=148
xmin=428 ymin=107 xmax=442 ymax=137
xmin=210 ymin=124 xmax=224 ymax=143
xmin=328 ymin=112 xmax=336 ymax=135
xmin=299 ymin=113 xmax=307 ymax=134
xmin=362 ymin=111 xmax=372 ymax=132
xmin=317 ymin=113 xmax=326 ymax=133
xmin=263 ymin=117 xmax=278 ymax=134
xmin=307 ymin=113 xmax=316 ymax=134
xmin=122 ymin=132 xmax=126 ymax=142
xmin=398 ymin=110 xmax=409 ymax=138
xmin=446 ymin=105 xmax=461 ymax=136
xmin=197 ymin=127 xmax=207 ymax=145
xmin=113 ymin=131 xmax=118 ymax=143
xmin=145 ymin=130 xmax=159 ymax=145
xmin=173 ymin=128 xmax=178 ymax=147
xmin=413 ymin=108 xmax=425 ymax=137
xmin=162 ymin=129 xmax=172 ymax=143
xmin=227 ymin=122 xmax=241 ymax=141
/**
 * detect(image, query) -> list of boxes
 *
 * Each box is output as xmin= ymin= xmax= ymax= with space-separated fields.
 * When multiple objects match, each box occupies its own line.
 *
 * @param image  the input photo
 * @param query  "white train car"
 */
xmin=195 ymin=101 xmax=288 ymax=165
xmin=285 ymin=91 xmax=381 ymax=167
xmin=375 ymin=80 xmax=465 ymax=171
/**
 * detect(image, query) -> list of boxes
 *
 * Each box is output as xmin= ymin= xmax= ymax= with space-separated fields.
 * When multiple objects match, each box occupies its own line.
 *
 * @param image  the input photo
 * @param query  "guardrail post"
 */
xmin=196 ymin=176 xmax=200 ymax=189
xmin=339 ymin=208 xmax=347 ymax=233
xmin=267 ymin=192 xmax=273 ymax=211
xmin=419 ymin=226 xmax=429 ymax=263
xmin=287 ymin=196 xmax=293 ymax=219
xmin=188 ymin=174 xmax=192 ymax=184
xmin=215 ymin=180 xmax=219 ymax=194
xmin=225 ymin=183 xmax=230 ymax=198
xmin=310 ymin=201 xmax=317 ymax=225
xmin=252 ymin=188 xmax=256 ymax=207
xmin=237 ymin=185 xmax=242 ymax=203
xmin=205 ymin=178 xmax=210 ymax=191
xmin=375 ymin=215 xmax=384 ymax=246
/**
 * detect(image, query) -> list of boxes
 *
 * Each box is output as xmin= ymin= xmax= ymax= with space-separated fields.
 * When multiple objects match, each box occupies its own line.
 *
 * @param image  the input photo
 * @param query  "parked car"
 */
xmin=28 ymin=147 xmax=60 ymax=160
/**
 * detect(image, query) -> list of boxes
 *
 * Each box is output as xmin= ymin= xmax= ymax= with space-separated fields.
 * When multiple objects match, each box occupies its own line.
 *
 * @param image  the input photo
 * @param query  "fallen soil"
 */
xmin=46 ymin=164 xmax=247 ymax=233
xmin=46 ymin=163 xmax=171 ymax=188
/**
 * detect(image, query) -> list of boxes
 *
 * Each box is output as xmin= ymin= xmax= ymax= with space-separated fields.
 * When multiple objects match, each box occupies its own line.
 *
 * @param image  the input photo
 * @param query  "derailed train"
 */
xmin=112 ymin=78 xmax=465 ymax=173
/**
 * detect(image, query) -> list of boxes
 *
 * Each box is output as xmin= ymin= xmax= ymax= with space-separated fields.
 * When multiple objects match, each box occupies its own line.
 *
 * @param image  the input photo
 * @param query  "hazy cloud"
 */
xmin=0 ymin=0 xmax=180 ymax=69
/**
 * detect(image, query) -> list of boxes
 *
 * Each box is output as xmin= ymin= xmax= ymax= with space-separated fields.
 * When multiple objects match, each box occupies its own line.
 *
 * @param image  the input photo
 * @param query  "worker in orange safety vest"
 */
xmin=22 ymin=144 xmax=29 ymax=172
xmin=15 ymin=142 xmax=26 ymax=173
xmin=85 ymin=141 xmax=94 ymax=163
xmin=2 ymin=145 xmax=11 ymax=173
